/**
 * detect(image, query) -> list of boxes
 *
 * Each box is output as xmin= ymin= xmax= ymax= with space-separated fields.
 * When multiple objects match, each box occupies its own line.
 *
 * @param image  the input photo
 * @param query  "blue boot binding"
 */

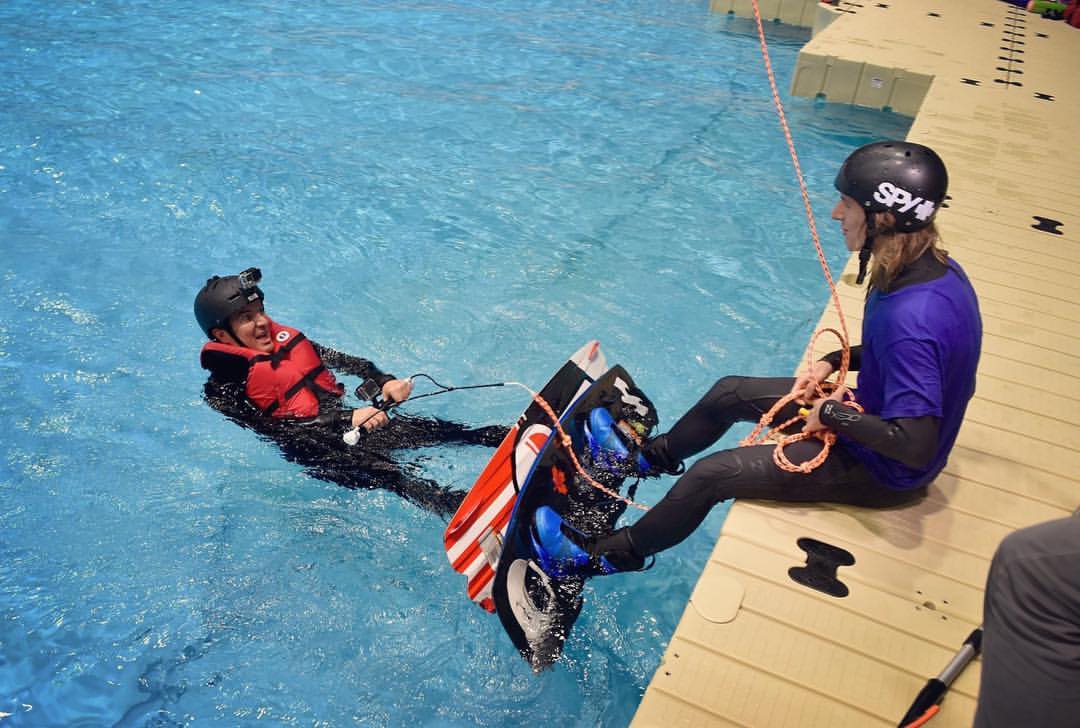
xmin=530 ymin=506 xmax=621 ymax=579
xmin=583 ymin=408 xmax=652 ymax=479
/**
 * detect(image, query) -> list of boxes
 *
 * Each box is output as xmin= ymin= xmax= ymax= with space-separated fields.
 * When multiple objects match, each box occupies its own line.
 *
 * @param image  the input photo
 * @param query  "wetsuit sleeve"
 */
xmin=821 ymin=345 xmax=862 ymax=372
xmin=311 ymin=341 xmax=395 ymax=386
xmin=295 ymin=408 xmax=354 ymax=429
xmin=818 ymin=399 xmax=939 ymax=469
xmin=260 ymin=407 xmax=351 ymax=428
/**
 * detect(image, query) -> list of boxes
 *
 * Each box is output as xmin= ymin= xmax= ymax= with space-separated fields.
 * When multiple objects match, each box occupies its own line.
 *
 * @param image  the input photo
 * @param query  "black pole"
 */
xmin=897 ymin=627 xmax=983 ymax=727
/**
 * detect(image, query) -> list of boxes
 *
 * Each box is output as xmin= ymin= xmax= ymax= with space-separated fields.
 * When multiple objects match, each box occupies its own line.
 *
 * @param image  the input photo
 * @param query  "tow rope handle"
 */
xmin=340 ymin=374 xmax=653 ymax=511
xmin=342 ymin=374 xmax=508 ymax=445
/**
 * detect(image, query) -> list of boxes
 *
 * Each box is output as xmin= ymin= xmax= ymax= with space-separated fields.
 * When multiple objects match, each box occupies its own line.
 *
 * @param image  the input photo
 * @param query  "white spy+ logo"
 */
xmin=873 ymin=181 xmax=937 ymax=222
xmin=614 ymin=377 xmax=648 ymax=417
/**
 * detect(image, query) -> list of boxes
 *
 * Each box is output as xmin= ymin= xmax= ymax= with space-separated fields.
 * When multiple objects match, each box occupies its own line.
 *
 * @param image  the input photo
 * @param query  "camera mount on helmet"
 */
xmin=237 ymin=267 xmax=262 ymax=293
xmin=193 ymin=267 xmax=266 ymax=337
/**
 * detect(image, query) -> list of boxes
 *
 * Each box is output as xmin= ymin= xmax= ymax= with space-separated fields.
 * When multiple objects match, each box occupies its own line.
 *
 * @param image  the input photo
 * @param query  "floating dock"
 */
xmin=633 ymin=1 xmax=1078 ymax=725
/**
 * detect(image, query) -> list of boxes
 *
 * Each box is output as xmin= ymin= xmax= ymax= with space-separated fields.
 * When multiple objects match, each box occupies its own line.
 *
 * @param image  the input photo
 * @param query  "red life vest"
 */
xmin=200 ymin=320 xmax=343 ymax=418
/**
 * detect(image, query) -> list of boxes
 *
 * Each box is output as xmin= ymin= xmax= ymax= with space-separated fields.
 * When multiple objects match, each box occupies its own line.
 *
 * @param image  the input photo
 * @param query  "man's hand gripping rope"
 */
xmin=739 ymin=328 xmax=862 ymax=474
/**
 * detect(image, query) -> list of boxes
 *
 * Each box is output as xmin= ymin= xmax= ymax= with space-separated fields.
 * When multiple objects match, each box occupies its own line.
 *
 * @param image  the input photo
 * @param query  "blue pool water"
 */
xmin=0 ymin=1 xmax=910 ymax=725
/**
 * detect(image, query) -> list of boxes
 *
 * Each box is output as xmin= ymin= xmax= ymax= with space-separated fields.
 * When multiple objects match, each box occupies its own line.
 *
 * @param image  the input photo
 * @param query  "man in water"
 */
xmin=195 ymin=267 xmax=506 ymax=516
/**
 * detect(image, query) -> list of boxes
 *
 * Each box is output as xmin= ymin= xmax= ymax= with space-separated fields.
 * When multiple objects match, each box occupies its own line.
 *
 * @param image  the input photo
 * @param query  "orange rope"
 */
xmin=737 ymin=0 xmax=858 ymax=473
xmin=514 ymin=384 xmax=650 ymax=511
xmin=517 ymin=4 xmax=861 ymax=485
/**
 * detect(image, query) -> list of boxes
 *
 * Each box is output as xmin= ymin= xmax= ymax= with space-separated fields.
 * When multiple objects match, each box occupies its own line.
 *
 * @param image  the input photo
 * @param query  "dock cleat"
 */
xmin=530 ymin=506 xmax=621 ymax=579
xmin=583 ymin=408 xmax=652 ymax=479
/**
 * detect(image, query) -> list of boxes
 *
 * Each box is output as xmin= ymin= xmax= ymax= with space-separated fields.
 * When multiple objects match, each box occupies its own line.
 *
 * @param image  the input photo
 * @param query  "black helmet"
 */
xmin=834 ymin=141 xmax=948 ymax=231
xmin=194 ymin=267 xmax=264 ymax=337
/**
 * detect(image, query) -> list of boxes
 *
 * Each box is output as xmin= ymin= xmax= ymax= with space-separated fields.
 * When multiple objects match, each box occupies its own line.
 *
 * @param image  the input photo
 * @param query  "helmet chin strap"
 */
xmin=210 ymin=324 xmax=242 ymax=347
xmin=855 ymin=212 xmax=877 ymax=285
xmin=855 ymin=239 xmax=873 ymax=285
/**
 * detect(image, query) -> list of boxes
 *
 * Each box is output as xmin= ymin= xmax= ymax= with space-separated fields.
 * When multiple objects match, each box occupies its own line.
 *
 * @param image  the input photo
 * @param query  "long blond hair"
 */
xmin=867 ymin=212 xmax=948 ymax=292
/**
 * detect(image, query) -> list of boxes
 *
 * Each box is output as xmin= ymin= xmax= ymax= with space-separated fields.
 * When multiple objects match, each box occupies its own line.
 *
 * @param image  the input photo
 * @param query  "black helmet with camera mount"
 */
xmin=194 ymin=267 xmax=264 ymax=337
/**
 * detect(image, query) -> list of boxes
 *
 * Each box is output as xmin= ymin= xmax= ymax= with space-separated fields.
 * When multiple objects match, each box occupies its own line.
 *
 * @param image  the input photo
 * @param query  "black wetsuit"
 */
xmin=203 ymin=342 xmax=508 ymax=517
xmin=597 ymin=251 xmax=956 ymax=564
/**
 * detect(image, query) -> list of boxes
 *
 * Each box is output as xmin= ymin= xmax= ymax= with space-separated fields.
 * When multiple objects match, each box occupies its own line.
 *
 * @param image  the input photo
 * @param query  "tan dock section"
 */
xmin=634 ymin=2 xmax=1078 ymax=726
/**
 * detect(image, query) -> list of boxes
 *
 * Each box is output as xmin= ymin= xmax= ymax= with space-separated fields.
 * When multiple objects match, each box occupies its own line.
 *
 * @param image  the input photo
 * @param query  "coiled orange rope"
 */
xmin=736 ymin=0 xmax=858 ymax=473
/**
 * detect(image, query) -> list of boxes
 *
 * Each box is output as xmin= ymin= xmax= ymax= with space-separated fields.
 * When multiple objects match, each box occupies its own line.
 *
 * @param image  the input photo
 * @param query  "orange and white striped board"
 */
xmin=443 ymin=341 xmax=608 ymax=612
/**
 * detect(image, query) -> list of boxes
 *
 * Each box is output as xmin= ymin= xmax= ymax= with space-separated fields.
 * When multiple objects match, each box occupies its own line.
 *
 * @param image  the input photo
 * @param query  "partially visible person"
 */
xmin=974 ymin=512 xmax=1080 ymax=727
xmin=531 ymin=140 xmax=983 ymax=577
xmin=195 ymin=268 xmax=506 ymax=516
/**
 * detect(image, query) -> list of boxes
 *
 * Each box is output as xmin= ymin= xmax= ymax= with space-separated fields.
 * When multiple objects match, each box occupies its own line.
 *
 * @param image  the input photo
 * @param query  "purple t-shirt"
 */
xmin=844 ymin=261 xmax=982 ymax=489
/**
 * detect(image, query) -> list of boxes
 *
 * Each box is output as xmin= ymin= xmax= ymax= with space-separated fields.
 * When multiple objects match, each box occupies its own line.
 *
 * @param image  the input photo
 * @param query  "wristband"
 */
xmin=819 ymin=400 xmax=862 ymax=429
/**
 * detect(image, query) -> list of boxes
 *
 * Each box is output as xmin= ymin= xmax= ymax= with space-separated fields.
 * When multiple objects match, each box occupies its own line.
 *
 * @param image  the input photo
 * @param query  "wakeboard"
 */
xmin=445 ymin=345 xmax=657 ymax=670
xmin=444 ymin=341 xmax=607 ymax=613
xmin=492 ymin=365 xmax=656 ymax=670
